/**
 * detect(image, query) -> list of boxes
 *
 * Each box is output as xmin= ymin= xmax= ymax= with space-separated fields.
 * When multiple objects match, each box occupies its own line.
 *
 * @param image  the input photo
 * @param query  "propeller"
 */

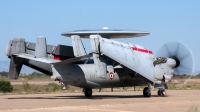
xmin=157 ymin=41 xmax=194 ymax=75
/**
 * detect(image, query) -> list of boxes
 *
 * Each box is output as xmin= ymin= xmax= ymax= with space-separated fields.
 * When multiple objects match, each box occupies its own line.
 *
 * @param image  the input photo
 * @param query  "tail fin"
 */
xmin=35 ymin=36 xmax=47 ymax=58
xmin=71 ymin=35 xmax=86 ymax=57
xmin=9 ymin=55 xmax=24 ymax=79
xmin=6 ymin=38 xmax=25 ymax=79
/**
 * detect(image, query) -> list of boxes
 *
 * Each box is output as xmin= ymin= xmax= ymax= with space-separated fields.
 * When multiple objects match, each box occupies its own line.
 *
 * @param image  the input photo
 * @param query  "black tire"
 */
xmin=157 ymin=90 xmax=162 ymax=96
xmin=161 ymin=90 xmax=166 ymax=96
xmin=143 ymin=87 xmax=151 ymax=97
xmin=84 ymin=88 xmax=92 ymax=97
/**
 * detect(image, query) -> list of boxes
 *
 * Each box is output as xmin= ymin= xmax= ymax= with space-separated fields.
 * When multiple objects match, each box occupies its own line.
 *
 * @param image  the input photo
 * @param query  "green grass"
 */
xmin=19 ymin=75 xmax=51 ymax=80
xmin=168 ymin=83 xmax=200 ymax=90
xmin=8 ymin=82 xmax=73 ymax=94
xmin=0 ymin=80 xmax=13 ymax=93
xmin=188 ymin=106 xmax=198 ymax=112
xmin=45 ymin=83 xmax=61 ymax=92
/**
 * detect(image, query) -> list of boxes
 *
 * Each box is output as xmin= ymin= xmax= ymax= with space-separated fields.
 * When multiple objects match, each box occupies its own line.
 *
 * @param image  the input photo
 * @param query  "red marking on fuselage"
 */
xmin=54 ymin=55 xmax=72 ymax=60
xmin=132 ymin=46 xmax=153 ymax=54
xmin=149 ymin=51 xmax=153 ymax=54
xmin=54 ymin=46 xmax=58 ymax=54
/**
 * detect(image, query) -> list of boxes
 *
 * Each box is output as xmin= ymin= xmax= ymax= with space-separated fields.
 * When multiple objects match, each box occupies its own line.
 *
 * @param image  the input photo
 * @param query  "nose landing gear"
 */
xmin=158 ymin=89 xmax=166 ymax=96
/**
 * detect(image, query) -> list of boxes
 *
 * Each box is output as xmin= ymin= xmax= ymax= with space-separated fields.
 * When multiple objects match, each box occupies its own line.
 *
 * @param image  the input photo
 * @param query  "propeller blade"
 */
xmin=174 ymin=43 xmax=180 ymax=57
xmin=164 ymin=44 xmax=172 ymax=57
xmin=174 ymin=68 xmax=181 ymax=75
xmin=178 ymin=53 xmax=191 ymax=61
xmin=179 ymin=64 xmax=191 ymax=70
xmin=157 ymin=41 xmax=194 ymax=75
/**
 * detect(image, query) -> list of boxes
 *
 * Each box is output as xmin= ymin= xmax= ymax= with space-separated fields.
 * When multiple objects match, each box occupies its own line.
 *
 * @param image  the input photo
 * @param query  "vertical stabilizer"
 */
xmin=7 ymin=37 xmax=25 ymax=79
xmin=9 ymin=56 xmax=24 ymax=79
xmin=10 ymin=38 xmax=26 ymax=54
xmin=35 ymin=36 xmax=47 ymax=58
xmin=71 ymin=35 xmax=86 ymax=57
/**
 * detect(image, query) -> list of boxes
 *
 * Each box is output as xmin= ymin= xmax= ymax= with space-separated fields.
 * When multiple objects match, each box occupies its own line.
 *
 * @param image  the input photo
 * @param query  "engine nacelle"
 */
xmin=154 ymin=57 xmax=174 ymax=83
xmin=166 ymin=58 xmax=176 ymax=68
xmin=154 ymin=79 xmax=170 ymax=84
xmin=163 ymin=75 xmax=172 ymax=82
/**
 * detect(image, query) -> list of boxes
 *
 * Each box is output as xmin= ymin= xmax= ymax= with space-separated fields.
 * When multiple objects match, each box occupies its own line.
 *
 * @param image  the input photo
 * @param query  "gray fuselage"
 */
xmin=52 ymin=64 xmax=146 ymax=88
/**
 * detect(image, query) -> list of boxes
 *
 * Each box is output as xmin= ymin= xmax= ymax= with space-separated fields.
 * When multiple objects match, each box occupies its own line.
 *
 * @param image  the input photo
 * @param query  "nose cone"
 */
xmin=166 ymin=58 xmax=176 ymax=68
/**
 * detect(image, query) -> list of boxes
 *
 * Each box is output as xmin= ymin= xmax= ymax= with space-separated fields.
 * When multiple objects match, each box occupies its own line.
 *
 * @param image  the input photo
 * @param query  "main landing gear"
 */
xmin=143 ymin=87 xmax=151 ymax=97
xmin=143 ymin=84 xmax=152 ymax=97
xmin=83 ymin=88 xmax=92 ymax=97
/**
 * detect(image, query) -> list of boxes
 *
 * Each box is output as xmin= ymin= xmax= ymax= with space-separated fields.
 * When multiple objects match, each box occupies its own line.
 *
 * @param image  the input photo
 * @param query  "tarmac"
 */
xmin=0 ymin=90 xmax=200 ymax=112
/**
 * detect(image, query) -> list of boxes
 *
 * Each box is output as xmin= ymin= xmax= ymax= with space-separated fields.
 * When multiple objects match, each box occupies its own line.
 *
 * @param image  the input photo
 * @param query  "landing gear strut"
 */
xmin=83 ymin=88 xmax=92 ymax=97
xmin=158 ymin=89 xmax=166 ymax=96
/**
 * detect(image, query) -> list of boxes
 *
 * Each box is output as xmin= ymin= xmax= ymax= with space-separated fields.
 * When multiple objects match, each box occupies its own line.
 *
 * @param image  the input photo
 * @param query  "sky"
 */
xmin=0 ymin=1 xmax=200 ymax=74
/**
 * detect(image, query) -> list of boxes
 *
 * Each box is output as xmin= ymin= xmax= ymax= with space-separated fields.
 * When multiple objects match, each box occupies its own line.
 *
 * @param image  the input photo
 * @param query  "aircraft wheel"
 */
xmin=84 ymin=88 xmax=92 ymax=97
xmin=161 ymin=90 xmax=166 ymax=96
xmin=143 ymin=87 xmax=151 ymax=97
xmin=158 ymin=90 xmax=166 ymax=96
xmin=157 ymin=90 xmax=162 ymax=96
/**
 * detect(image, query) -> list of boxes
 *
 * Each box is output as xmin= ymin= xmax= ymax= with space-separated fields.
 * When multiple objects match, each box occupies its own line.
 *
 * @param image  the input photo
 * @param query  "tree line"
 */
xmin=0 ymin=71 xmax=44 ymax=76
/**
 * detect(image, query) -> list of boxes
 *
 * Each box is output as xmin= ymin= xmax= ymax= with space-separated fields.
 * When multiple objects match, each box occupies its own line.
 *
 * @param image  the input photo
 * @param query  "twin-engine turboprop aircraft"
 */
xmin=6 ymin=29 xmax=194 ymax=97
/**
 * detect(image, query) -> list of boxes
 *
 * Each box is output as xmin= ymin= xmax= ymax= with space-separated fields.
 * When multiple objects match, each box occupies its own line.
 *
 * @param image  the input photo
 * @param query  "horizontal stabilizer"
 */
xmin=15 ymin=53 xmax=60 ymax=63
xmin=26 ymin=42 xmax=54 ymax=54
xmin=53 ymin=53 xmax=92 ymax=65
xmin=25 ymin=42 xmax=74 ymax=58
xmin=15 ymin=53 xmax=92 ymax=64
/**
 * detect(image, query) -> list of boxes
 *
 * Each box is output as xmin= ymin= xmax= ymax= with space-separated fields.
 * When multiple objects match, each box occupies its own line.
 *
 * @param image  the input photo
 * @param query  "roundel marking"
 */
xmin=109 ymin=72 xmax=115 ymax=80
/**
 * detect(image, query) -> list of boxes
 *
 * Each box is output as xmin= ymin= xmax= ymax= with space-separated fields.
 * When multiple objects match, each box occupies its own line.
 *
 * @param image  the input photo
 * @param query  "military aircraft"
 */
xmin=6 ymin=29 xmax=194 ymax=97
